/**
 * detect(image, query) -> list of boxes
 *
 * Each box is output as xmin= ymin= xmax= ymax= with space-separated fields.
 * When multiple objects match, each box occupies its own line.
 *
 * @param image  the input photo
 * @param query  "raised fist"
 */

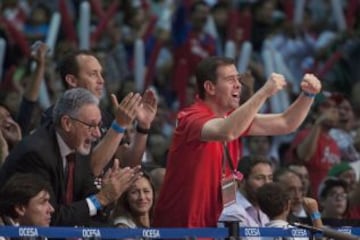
xmin=262 ymin=73 xmax=287 ymax=97
xmin=300 ymin=73 xmax=321 ymax=94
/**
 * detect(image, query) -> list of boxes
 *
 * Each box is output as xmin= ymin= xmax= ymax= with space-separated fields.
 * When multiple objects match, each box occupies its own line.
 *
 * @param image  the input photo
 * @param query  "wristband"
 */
xmin=302 ymin=91 xmax=316 ymax=98
xmin=88 ymin=195 xmax=102 ymax=210
xmin=310 ymin=211 xmax=321 ymax=221
xmin=136 ymin=125 xmax=150 ymax=134
xmin=111 ymin=121 xmax=126 ymax=134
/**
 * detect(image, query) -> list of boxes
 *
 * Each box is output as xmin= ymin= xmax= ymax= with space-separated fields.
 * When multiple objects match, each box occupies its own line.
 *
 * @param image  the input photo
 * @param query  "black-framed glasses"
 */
xmin=69 ymin=116 xmax=102 ymax=131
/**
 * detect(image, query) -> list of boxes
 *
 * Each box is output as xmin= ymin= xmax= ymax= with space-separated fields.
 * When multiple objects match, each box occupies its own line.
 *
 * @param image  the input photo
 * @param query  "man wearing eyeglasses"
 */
xmin=0 ymin=88 xmax=142 ymax=227
xmin=40 ymin=50 xmax=158 ymax=177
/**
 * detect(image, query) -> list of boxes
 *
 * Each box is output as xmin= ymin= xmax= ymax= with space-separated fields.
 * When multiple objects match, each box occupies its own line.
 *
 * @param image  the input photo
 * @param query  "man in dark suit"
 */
xmin=0 ymin=88 xmax=142 ymax=226
xmin=41 ymin=50 xmax=158 ymax=177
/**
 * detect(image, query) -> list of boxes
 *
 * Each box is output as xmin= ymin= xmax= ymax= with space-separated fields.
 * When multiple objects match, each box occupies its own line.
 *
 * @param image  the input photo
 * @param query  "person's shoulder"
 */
xmin=113 ymin=216 xmax=137 ymax=228
xmin=177 ymin=101 xmax=214 ymax=122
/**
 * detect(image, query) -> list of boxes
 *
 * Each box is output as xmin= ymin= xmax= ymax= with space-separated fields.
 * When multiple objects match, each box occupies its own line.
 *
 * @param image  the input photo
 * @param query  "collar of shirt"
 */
xmin=55 ymin=132 xmax=75 ymax=170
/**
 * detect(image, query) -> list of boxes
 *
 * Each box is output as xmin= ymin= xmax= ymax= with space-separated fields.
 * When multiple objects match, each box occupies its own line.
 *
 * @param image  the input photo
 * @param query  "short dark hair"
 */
xmin=58 ymin=50 xmax=98 ymax=89
xmin=0 ymin=173 xmax=52 ymax=219
xmin=195 ymin=56 xmax=235 ymax=99
xmin=318 ymin=177 xmax=348 ymax=200
xmin=237 ymin=155 xmax=273 ymax=179
xmin=257 ymin=182 xmax=290 ymax=219
xmin=273 ymin=167 xmax=299 ymax=182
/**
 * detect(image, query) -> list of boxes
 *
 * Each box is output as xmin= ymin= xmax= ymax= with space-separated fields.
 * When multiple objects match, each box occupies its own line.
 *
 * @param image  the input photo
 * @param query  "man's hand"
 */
xmin=300 ymin=73 xmax=322 ymax=94
xmin=303 ymin=197 xmax=320 ymax=214
xmin=31 ymin=41 xmax=48 ymax=65
xmin=262 ymin=73 xmax=287 ymax=97
xmin=97 ymin=159 xmax=142 ymax=206
xmin=136 ymin=89 xmax=158 ymax=129
xmin=111 ymin=92 xmax=142 ymax=128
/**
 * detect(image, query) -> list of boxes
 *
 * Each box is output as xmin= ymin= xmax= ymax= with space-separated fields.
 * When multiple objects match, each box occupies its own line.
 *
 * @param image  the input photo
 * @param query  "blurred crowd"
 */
xmin=1 ymin=0 xmax=360 ymax=234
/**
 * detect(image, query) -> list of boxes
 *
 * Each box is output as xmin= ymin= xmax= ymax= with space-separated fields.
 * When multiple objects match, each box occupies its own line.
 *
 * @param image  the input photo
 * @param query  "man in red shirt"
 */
xmin=153 ymin=56 xmax=321 ymax=228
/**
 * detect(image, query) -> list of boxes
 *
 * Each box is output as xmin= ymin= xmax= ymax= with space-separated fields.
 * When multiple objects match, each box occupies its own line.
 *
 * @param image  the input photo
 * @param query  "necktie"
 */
xmin=65 ymin=153 xmax=75 ymax=204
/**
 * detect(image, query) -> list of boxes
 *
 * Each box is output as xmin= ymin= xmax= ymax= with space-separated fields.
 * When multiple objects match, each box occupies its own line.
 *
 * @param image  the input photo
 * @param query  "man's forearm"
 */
xmin=223 ymin=88 xmax=269 ymax=140
xmin=24 ymin=62 xmax=45 ymax=101
xmin=280 ymin=92 xmax=314 ymax=131
xmin=116 ymin=132 xmax=148 ymax=168
xmin=296 ymin=125 xmax=321 ymax=162
xmin=91 ymin=129 xmax=123 ymax=176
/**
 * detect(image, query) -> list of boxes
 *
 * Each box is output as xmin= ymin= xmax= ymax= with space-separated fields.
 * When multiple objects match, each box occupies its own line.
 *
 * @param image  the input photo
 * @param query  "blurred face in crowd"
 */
xmin=211 ymin=64 xmax=242 ymax=113
xmin=318 ymin=98 xmax=339 ymax=128
xmin=65 ymin=104 xmax=102 ymax=155
xmin=74 ymin=54 xmax=104 ymax=98
xmin=278 ymin=172 xmax=304 ymax=214
xmin=338 ymin=99 xmax=354 ymax=125
xmin=127 ymin=176 xmax=154 ymax=215
xmin=248 ymin=136 xmax=271 ymax=156
xmin=244 ymin=163 xmax=273 ymax=202
xmin=191 ymin=3 xmax=209 ymax=31
xmin=288 ymin=165 xmax=310 ymax=196
xmin=321 ymin=186 xmax=348 ymax=218
xmin=338 ymin=169 xmax=357 ymax=192
xmin=17 ymin=190 xmax=54 ymax=227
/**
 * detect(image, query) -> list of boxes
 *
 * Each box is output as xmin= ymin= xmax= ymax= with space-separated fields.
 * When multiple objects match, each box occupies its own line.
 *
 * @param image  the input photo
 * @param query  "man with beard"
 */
xmin=0 ymin=88 xmax=142 ymax=226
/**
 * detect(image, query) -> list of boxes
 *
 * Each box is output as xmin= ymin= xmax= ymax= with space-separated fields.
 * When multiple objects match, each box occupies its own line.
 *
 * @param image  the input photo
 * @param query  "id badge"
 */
xmin=221 ymin=175 xmax=237 ymax=207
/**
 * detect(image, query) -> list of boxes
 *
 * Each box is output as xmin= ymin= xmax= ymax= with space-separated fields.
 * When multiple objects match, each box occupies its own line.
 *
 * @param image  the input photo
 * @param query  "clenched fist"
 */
xmin=300 ymin=74 xmax=321 ymax=94
xmin=262 ymin=73 xmax=287 ymax=97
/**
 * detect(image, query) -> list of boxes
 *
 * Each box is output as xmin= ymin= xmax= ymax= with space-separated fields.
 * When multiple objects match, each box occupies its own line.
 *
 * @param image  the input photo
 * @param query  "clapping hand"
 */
xmin=111 ymin=92 xmax=142 ymax=129
xmin=97 ymin=159 xmax=142 ymax=205
xmin=136 ymin=89 xmax=158 ymax=129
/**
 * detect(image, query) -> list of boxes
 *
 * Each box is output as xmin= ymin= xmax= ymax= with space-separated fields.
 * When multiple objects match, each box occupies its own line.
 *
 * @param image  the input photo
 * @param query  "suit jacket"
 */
xmin=0 ymin=124 xmax=107 ymax=227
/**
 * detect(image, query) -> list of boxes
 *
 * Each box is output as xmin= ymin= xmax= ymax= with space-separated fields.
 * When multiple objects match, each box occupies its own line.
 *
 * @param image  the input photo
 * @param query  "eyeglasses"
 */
xmin=328 ymin=192 xmax=348 ymax=200
xmin=69 ymin=116 xmax=102 ymax=131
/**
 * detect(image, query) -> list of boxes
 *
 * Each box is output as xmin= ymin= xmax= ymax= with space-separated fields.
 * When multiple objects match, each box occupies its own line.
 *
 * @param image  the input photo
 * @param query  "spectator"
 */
xmin=328 ymin=162 xmax=357 ymax=193
xmin=112 ymin=172 xmax=155 ymax=228
xmin=153 ymin=56 xmax=321 ymax=228
xmin=171 ymin=0 xmax=216 ymax=107
xmin=318 ymin=177 xmax=349 ymax=226
xmin=257 ymin=182 xmax=323 ymax=240
xmin=274 ymin=168 xmax=307 ymax=220
xmin=0 ymin=173 xmax=54 ymax=227
xmin=219 ymin=156 xmax=273 ymax=227
xmin=285 ymin=92 xmax=341 ymax=196
xmin=0 ymin=104 xmax=21 ymax=163
xmin=0 ymin=41 xmax=48 ymax=163
xmin=243 ymin=135 xmax=279 ymax=169
xmin=40 ymin=50 xmax=158 ymax=177
xmin=288 ymin=163 xmax=312 ymax=197
xmin=0 ymin=88 xmax=142 ymax=226
xmin=329 ymin=93 xmax=360 ymax=162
